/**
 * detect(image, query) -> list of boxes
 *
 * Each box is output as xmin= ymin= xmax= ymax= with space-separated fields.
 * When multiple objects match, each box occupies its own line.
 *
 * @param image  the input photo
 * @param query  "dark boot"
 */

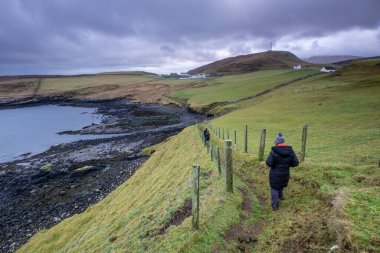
xmin=271 ymin=188 xmax=280 ymax=210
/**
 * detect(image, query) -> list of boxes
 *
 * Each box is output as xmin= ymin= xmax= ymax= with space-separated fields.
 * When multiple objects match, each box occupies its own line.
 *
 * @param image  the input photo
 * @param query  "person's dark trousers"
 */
xmin=271 ymin=188 xmax=284 ymax=210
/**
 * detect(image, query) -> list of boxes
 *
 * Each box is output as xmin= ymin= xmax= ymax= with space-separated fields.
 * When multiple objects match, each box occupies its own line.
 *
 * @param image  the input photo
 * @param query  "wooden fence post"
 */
xmin=192 ymin=164 xmax=200 ymax=230
xmin=227 ymin=130 xmax=230 ymax=140
xmin=234 ymin=130 xmax=237 ymax=146
xmin=244 ymin=125 xmax=248 ymax=153
xmin=217 ymin=146 xmax=221 ymax=175
xmin=258 ymin=128 xmax=266 ymax=161
xmin=222 ymin=129 xmax=225 ymax=140
xmin=218 ymin=128 xmax=221 ymax=138
xmin=300 ymin=125 xmax=308 ymax=162
xmin=225 ymin=140 xmax=233 ymax=193
xmin=210 ymin=143 xmax=213 ymax=161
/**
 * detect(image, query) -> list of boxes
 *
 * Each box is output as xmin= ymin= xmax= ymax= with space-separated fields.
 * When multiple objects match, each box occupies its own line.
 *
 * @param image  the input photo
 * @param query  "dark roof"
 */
xmin=323 ymin=66 xmax=336 ymax=70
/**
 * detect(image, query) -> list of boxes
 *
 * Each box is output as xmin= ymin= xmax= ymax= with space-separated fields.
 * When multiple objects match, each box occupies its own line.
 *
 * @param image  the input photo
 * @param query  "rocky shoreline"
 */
xmin=0 ymin=98 xmax=201 ymax=253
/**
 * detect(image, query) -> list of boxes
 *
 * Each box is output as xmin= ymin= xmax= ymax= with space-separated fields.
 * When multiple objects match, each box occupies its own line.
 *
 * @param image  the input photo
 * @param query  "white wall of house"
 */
xmin=293 ymin=64 xmax=302 ymax=70
xmin=320 ymin=67 xmax=336 ymax=73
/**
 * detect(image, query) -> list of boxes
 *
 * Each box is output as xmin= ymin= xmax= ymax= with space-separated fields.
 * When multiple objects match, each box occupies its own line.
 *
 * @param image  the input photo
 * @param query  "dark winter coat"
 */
xmin=265 ymin=145 xmax=299 ymax=190
xmin=203 ymin=130 xmax=210 ymax=141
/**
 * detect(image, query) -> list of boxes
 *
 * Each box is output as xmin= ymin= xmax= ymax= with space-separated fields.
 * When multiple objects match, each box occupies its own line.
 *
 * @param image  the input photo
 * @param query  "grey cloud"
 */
xmin=0 ymin=0 xmax=379 ymax=74
xmin=311 ymin=41 xmax=321 ymax=50
xmin=160 ymin=45 xmax=175 ymax=53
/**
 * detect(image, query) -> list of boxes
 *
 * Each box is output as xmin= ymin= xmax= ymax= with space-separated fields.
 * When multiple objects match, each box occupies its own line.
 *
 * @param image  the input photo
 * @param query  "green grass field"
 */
xmin=169 ymin=69 xmax=317 ymax=107
xmin=18 ymin=59 xmax=380 ymax=252
xmin=209 ymin=76 xmax=380 ymax=166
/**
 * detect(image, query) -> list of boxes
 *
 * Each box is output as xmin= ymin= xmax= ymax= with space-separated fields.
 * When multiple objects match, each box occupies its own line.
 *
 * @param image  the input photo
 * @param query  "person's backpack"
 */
xmin=204 ymin=130 xmax=210 ymax=141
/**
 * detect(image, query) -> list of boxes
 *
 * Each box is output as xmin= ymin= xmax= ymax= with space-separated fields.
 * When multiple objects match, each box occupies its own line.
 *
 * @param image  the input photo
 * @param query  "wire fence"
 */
xmin=131 ymin=107 xmax=378 ymax=233
xmin=202 ymin=121 xmax=309 ymax=162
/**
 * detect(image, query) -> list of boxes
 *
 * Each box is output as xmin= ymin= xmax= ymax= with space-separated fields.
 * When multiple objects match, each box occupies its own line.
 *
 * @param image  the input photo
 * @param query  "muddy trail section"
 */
xmin=0 ymin=99 xmax=203 ymax=253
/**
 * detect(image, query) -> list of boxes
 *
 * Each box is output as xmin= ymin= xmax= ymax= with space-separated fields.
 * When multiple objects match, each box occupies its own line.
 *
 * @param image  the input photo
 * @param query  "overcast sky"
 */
xmin=1 ymin=0 xmax=379 ymax=75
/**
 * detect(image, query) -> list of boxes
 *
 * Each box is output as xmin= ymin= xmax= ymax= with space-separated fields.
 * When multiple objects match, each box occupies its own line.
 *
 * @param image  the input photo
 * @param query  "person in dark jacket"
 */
xmin=266 ymin=133 xmax=299 ymax=210
xmin=203 ymin=128 xmax=210 ymax=142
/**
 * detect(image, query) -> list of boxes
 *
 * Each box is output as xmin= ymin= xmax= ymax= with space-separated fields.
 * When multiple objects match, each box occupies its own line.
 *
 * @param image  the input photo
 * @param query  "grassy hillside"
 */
xmin=188 ymin=51 xmax=311 ymax=74
xmin=206 ymin=59 xmax=380 ymax=251
xmin=0 ymin=77 xmax=39 ymax=100
xmin=169 ymin=69 xmax=317 ymax=109
xmin=209 ymin=72 xmax=379 ymax=166
xmin=209 ymin=134 xmax=379 ymax=252
xmin=18 ymin=128 xmax=245 ymax=253
xmin=18 ymin=59 xmax=380 ymax=252
xmin=0 ymin=73 xmax=207 ymax=104
xmin=19 ymin=126 xmax=380 ymax=253
xmin=39 ymin=74 xmax=155 ymax=92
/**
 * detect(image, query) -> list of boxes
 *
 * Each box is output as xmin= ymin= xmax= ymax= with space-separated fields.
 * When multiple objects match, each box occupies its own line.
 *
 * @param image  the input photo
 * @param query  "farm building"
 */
xmin=320 ymin=66 xmax=336 ymax=73
xmin=293 ymin=64 xmax=302 ymax=69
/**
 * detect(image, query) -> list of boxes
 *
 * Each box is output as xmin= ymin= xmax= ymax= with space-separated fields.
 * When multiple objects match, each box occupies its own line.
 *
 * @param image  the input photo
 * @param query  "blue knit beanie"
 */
xmin=274 ymin=132 xmax=285 ymax=145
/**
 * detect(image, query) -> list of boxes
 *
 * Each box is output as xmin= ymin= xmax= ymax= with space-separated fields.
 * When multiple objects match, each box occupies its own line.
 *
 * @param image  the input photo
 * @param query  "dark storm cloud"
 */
xmin=0 ymin=0 xmax=379 ymax=74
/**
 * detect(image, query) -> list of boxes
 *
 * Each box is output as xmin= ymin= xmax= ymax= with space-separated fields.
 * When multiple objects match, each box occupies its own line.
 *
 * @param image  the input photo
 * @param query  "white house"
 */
xmin=179 ymin=73 xmax=191 ymax=79
xmin=320 ymin=66 xmax=336 ymax=73
xmin=293 ymin=64 xmax=302 ymax=70
xmin=190 ymin=73 xmax=207 ymax=79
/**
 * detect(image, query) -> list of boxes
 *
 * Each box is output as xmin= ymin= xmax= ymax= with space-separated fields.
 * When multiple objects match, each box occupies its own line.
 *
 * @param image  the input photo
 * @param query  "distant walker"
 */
xmin=203 ymin=128 xmax=210 ymax=143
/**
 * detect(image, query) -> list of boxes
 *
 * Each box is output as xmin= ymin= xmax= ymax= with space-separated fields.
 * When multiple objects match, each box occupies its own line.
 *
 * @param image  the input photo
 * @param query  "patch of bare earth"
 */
xmin=151 ymin=199 xmax=192 ymax=237
xmin=222 ymin=188 xmax=264 ymax=253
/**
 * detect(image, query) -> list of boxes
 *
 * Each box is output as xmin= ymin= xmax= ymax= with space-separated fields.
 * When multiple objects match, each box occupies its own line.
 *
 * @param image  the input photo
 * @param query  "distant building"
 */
xmin=163 ymin=72 xmax=207 ymax=79
xmin=293 ymin=64 xmax=302 ymax=70
xmin=179 ymin=73 xmax=191 ymax=79
xmin=190 ymin=73 xmax=207 ymax=79
xmin=320 ymin=66 xmax=336 ymax=73
xmin=179 ymin=72 xmax=190 ymax=77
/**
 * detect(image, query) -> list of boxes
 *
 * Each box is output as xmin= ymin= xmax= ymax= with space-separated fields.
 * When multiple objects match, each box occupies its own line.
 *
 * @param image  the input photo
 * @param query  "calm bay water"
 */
xmin=0 ymin=105 xmax=106 ymax=163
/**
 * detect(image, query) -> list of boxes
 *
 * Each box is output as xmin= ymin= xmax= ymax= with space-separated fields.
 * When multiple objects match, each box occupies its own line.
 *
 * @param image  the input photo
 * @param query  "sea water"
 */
xmin=0 ymin=105 xmax=107 ymax=163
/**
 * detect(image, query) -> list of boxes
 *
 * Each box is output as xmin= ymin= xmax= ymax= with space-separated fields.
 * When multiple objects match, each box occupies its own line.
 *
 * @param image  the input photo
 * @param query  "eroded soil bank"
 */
xmin=0 ymin=99 xmax=202 ymax=253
